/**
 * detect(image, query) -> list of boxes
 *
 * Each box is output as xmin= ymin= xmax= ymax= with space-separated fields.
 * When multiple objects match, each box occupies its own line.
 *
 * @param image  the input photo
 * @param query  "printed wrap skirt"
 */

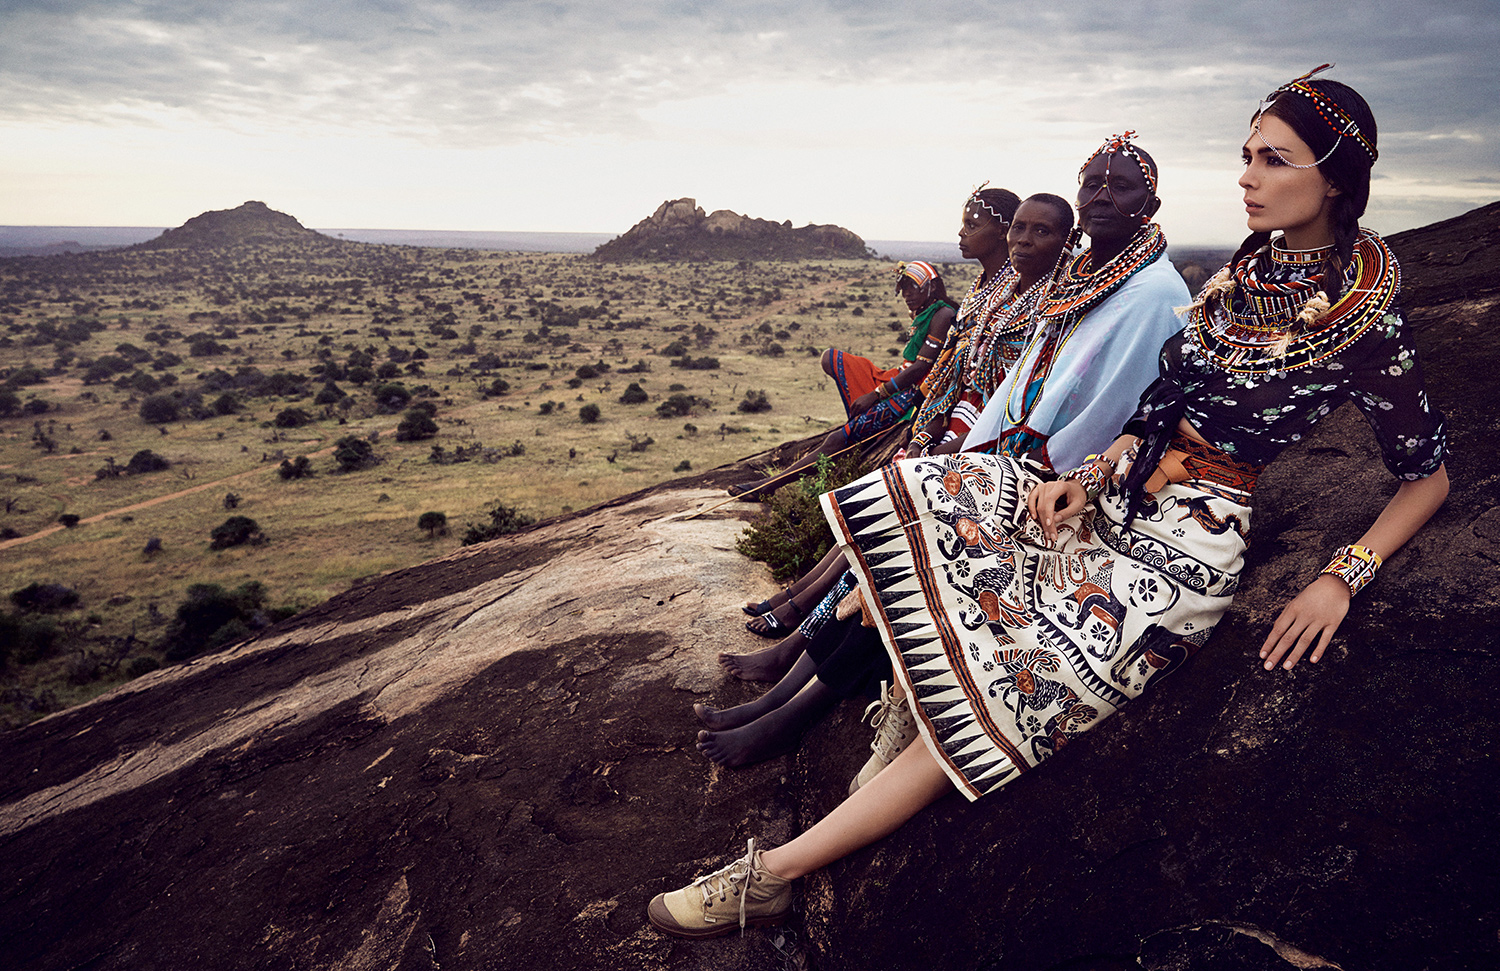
xmin=821 ymin=452 xmax=1250 ymax=801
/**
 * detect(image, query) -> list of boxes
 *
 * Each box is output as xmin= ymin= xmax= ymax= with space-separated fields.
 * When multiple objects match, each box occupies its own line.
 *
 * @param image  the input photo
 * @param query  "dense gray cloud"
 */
xmin=4 ymin=1 xmax=1495 ymax=143
xmin=1 ymin=0 xmax=1494 ymax=234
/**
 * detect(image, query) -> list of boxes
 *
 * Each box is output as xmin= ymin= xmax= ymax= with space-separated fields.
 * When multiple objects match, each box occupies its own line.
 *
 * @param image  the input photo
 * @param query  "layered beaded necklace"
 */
xmin=964 ymin=274 xmax=1048 ymax=398
xmin=1188 ymin=228 xmax=1399 ymax=375
xmin=1003 ymin=224 xmax=1169 ymax=428
xmin=958 ymin=262 xmax=1017 ymax=326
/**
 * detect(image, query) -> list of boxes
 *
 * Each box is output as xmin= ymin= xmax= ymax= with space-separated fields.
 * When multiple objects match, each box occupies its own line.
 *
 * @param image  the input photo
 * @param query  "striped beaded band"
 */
xmin=895 ymin=260 xmax=938 ymax=292
xmin=1321 ymin=543 xmax=1383 ymax=596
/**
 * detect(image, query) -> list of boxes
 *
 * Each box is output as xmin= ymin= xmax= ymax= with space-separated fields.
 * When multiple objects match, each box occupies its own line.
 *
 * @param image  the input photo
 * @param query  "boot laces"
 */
xmin=692 ymin=838 xmax=759 ymax=930
xmin=862 ymin=681 xmax=914 ymax=762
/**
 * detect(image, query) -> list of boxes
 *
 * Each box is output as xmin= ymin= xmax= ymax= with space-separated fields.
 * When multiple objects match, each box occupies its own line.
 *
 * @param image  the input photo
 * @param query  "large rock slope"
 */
xmin=2 ymin=205 xmax=1499 ymax=971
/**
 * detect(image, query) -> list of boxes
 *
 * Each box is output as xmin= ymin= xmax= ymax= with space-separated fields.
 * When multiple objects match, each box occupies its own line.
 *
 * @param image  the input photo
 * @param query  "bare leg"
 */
xmin=744 ymin=545 xmax=847 ymax=614
xmin=696 ymin=676 xmax=838 ymax=767
xmin=760 ymin=737 xmax=950 ymax=880
xmin=742 ymin=551 xmax=848 ymax=638
xmin=729 ymin=552 xmax=852 ymax=677
xmin=697 ymin=652 xmax=817 ymax=730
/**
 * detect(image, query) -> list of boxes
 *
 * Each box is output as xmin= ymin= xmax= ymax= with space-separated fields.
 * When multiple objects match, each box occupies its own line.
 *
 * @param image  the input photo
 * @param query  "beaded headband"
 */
xmin=895 ymin=260 xmax=938 ymax=292
xmin=1078 ymin=131 xmax=1158 ymax=194
xmin=965 ymin=181 xmax=1011 ymax=223
xmin=1255 ymin=63 xmax=1378 ymax=164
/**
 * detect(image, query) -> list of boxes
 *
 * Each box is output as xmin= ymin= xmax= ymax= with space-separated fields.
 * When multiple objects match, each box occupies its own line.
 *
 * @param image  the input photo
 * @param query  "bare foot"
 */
xmin=693 ymin=700 xmax=769 ymax=731
xmin=720 ymin=634 xmax=803 ymax=682
xmin=696 ymin=723 xmax=800 ymax=768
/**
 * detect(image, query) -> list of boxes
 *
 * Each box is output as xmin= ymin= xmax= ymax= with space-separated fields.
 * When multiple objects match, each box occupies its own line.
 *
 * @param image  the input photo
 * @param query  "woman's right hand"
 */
xmin=1026 ymin=479 xmax=1087 ymax=542
xmin=850 ymin=390 xmax=882 ymax=416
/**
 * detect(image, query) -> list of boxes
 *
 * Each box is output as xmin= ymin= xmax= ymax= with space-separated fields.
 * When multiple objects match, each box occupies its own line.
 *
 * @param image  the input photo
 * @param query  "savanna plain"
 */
xmin=0 ymin=235 xmax=970 ymax=727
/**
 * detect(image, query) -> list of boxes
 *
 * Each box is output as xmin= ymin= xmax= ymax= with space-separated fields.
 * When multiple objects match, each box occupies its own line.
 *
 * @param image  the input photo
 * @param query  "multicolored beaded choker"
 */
xmin=1189 ymin=228 xmax=1400 ymax=374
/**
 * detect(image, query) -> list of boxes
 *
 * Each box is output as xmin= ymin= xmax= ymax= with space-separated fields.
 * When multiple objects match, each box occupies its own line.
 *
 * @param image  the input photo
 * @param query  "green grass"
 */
xmin=0 ymin=243 xmax=979 ymax=724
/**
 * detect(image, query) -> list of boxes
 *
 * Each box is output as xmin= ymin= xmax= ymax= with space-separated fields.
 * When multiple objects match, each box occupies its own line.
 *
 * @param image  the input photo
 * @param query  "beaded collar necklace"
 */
xmin=965 ymin=274 xmax=1048 ymax=396
xmin=1190 ymin=228 xmax=1399 ymax=374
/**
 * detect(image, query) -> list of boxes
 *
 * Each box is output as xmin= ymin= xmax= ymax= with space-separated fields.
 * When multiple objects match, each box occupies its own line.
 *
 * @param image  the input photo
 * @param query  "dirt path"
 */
xmin=0 ymin=438 xmax=362 ymax=553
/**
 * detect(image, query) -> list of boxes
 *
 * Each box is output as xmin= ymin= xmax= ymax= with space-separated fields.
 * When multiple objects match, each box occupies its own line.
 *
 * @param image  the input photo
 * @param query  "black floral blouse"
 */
xmin=1128 ymin=231 xmax=1446 ymax=481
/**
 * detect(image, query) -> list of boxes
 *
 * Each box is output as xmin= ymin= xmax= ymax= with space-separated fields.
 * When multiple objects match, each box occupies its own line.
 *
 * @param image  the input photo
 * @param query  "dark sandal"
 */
xmin=742 ymin=586 xmax=795 ymax=617
xmin=744 ymin=598 xmax=805 ymax=637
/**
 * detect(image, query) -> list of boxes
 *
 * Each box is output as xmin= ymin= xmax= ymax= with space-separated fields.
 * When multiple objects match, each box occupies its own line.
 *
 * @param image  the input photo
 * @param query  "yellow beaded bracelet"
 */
xmin=1320 ymin=543 xmax=1383 ymax=596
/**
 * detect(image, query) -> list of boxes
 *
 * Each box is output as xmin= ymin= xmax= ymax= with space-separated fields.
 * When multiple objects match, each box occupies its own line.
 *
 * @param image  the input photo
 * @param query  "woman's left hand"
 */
xmin=1259 ymin=574 xmax=1351 ymax=670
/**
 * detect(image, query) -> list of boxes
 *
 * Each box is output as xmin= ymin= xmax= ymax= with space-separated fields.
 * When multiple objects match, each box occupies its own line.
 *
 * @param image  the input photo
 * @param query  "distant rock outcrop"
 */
xmin=593 ymin=198 xmax=871 ymax=261
xmin=2 ymin=205 xmax=1499 ymax=971
xmin=135 ymin=200 xmax=326 ymax=250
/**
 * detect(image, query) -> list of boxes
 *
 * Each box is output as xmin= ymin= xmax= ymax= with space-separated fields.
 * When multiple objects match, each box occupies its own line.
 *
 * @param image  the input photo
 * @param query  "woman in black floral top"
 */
xmin=646 ymin=69 xmax=1450 ymax=940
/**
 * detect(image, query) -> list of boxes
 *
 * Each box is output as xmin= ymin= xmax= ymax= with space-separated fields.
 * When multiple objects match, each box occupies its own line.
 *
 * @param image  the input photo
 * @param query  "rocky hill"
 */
xmin=594 ymin=198 xmax=871 ymax=261
xmin=2 ymin=204 xmax=1498 ymax=971
xmin=134 ymin=200 xmax=328 ymax=250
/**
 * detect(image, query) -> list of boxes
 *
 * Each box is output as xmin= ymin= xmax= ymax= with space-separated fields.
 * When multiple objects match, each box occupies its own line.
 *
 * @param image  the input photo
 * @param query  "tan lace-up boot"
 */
xmin=647 ymin=838 xmax=792 ymax=938
xmin=848 ymin=680 xmax=919 ymax=795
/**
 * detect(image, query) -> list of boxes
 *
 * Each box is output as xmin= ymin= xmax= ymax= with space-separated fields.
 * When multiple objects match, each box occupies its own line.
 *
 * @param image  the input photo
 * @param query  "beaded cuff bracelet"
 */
xmin=1321 ymin=543 xmax=1382 ymax=596
xmin=1065 ymin=459 xmax=1111 ymax=500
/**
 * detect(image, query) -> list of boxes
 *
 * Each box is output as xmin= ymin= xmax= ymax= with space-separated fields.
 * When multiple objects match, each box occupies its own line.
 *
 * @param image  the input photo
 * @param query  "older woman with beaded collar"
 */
xmin=646 ymin=68 xmax=1447 ymax=941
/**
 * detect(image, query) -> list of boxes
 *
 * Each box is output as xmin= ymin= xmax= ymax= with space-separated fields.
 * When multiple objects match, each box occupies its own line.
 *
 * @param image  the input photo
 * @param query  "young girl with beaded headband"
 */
xmin=646 ymin=68 xmax=1447 ymax=940
xmin=726 ymin=258 xmax=964 ymax=503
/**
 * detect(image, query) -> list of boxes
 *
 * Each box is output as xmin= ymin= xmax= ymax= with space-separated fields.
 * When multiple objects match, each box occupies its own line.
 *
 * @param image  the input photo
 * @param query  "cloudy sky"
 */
xmin=2 ymin=0 xmax=1496 ymax=245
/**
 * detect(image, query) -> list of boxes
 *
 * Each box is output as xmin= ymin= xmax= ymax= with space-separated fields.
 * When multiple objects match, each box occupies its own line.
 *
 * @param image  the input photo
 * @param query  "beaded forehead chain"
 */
xmin=1252 ymin=63 xmax=1378 ymax=166
xmin=966 ymin=181 xmax=1010 ymax=222
xmin=1077 ymin=131 xmax=1157 ymax=194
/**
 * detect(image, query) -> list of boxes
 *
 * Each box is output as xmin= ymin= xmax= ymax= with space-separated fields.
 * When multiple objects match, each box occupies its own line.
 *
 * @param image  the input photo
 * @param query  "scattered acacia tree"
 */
xmin=396 ymin=407 xmax=439 ymax=441
xmin=619 ymin=382 xmax=648 ymax=404
xmin=58 ymin=513 xmax=80 ymax=528
xmin=126 ymin=449 xmax=171 ymax=474
xmin=209 ymin=515 xmax=263 ymax=550
xmin=138 ymin=394 xmax=179 ymax=424
xmin=273 ymin=407 xmax=313 ymax=428
xmin=10 ymin=582 xmax=80 ymax=613
xmin=278 ymin=455 xmax=313 ymax=479
xmin=372 ymin=382 xmax=412 ymax=414
xmin=737 ymin=389 xmax=772 ymax=413
xmin=0 ymin=612 xmax=59 ymax=666
xmin=332 ymin=436 xmax=378 ymax=472
xmin=579 ymin=402 xmax=601 ymax=424
xmin=418 ymin=511 xmax=448 ymax=537
xmin=461 ymin=501 xmax=536 ymax=545
xmin=159 ymin=581 xmax=294 ymax=662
